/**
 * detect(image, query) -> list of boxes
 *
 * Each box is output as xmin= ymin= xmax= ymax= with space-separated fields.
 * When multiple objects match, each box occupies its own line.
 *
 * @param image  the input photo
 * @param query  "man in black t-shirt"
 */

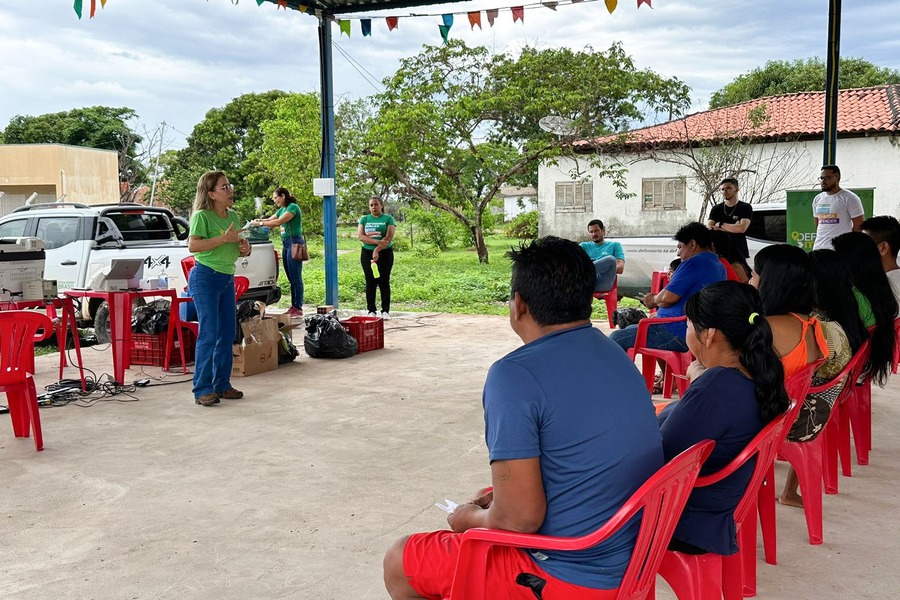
xmin=706 ymin=178 xmax=753 ymax=259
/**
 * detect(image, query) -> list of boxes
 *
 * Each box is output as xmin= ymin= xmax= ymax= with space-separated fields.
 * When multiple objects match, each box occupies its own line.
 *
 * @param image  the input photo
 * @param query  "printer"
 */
xmin=89 ymin=258 xmax=145 ymax=292
xmin=0 ymin=237 xmax=46 ymax=302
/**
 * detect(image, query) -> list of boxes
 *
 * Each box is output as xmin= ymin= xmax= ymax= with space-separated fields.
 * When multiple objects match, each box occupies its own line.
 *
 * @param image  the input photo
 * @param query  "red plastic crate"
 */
xmin=340 ymin=316 xmax=384 ymax=353
xmin=130 ymin=329 xmax=196 ymax=367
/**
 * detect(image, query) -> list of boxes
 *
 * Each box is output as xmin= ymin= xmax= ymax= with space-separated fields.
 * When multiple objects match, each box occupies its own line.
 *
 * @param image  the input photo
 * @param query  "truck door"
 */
xmin=35 ymin=215 xmax=91 ymax=291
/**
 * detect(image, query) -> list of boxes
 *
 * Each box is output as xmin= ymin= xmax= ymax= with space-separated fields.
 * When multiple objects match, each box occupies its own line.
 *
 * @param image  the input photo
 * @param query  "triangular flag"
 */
xmin=637 ymin=0 xmax=652 ymax=6
xmin=386 ymin=16 xmax=399 ymax=31
xmin=338 ymin=19 xmax=351 ymax=37
xmin=257 ymin=0 xmax=265 ymax=5
xmin=605 ymin=0 xmax=617 ymax=13
xmin=486 ymin=9 xmax=498 ymax=26
xmin=73 ymin=0 xmax=83 ymax=19
xmin=467 ymin=11 xmax=481 ymax=30
xmin=89 ymin=0 xmax=96 ymax=18
xmin=361 ymin=19 xmax=372 ymax=37
xmin=511 ymin=6 xmax=524 ymax=23
xmin=299 ymin=6 xmax=309 ymax=12
xmin=438 ymin=24 xmax=451 ymax=44
xmin=277 ymin=0 xmax=288 ymax=9
xmin=442 ymin=14 xmax=454 ymax=28
xmin=543 ymin=2 xmax=558 ymax=10
xmin=571 ymin=0 xmax=583 ymax=3
xmin=100 ymin=0 xmax=107 ymax=7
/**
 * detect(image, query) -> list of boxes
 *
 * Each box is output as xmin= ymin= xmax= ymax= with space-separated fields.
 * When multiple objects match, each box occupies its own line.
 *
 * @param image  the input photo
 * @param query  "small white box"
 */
xmin=312 ymin=178 xmax=335 ymax=197
xmin=140 ymin=277 xmax=160 ymax=290
xmin=22 ymin=280 xmax=44 ymax=300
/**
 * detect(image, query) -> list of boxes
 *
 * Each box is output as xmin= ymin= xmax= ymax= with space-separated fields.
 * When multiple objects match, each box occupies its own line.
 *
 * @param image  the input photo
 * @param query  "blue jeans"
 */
xmin=593 ymin=255 xmax=618 ymax=292
xmin=188 ymin=263 xmax=236 ymax=398
xmin=282 ymin=235 xmax=305 ymax=310
xmin=609 ymin=322 xmax=689 ymax=353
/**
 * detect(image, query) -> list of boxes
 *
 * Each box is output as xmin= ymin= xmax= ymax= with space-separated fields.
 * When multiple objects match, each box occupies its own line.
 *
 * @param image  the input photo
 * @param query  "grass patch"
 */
xmin=278 ymin=229 xmax=640 ymax=320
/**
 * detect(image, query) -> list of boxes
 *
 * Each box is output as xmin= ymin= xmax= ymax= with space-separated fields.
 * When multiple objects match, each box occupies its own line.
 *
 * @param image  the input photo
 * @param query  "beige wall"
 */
xmin=0 ymin=144 xmax=119 ymax=215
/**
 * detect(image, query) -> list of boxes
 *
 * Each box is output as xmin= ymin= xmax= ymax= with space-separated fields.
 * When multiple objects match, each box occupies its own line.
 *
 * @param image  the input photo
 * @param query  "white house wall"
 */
xmin=539 ymin=136 xmax=900 ymax=240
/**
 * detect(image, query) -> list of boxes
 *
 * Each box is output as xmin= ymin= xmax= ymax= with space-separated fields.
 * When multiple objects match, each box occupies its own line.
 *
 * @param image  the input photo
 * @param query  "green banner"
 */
xmin=786 ymin=188 xmax=874 ymax=250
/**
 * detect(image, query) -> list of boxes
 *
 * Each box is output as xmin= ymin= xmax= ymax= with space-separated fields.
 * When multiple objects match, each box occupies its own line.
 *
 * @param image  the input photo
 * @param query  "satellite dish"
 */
xmin=539 ymin=115 xmax=577 ymax=136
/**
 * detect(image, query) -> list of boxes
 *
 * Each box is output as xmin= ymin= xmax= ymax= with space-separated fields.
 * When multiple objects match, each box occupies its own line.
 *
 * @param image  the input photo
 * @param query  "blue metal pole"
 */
xmin=823 ymin=0 xmax=841 ymax=166
xmin=318 ymin=14 xmax=339 ymax=307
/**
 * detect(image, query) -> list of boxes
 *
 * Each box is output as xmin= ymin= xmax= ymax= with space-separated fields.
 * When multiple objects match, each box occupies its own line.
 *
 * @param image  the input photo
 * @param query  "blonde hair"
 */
xmin=193 ymin=171 xmax=227 ymax=212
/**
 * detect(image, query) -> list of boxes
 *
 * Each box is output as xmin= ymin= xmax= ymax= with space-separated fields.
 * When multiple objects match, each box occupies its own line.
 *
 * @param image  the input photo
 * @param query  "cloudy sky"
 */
xmin=2 ymin=0 xmax=898 ymax=153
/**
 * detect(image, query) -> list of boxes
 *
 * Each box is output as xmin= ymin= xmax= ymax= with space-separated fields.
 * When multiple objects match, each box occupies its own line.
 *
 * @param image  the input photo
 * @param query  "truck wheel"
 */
xmin=93 ymin=298 xmax=146 ymax=344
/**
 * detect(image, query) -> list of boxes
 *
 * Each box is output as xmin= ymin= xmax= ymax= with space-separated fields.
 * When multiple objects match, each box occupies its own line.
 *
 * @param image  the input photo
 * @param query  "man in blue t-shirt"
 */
xmin=609 ymin=222 xmax=726 ymax=353
xmin=579 ymin=219 xmax=625 ymax=292
xmin=383 ymin=237 xmax=664 ymax=599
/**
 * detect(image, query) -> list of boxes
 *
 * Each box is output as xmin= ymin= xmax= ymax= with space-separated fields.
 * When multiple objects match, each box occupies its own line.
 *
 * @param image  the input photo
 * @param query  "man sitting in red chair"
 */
xmin=579 ymin=219 xmax=625 ymax=292
xmin=383 ymin=237 xmax=664 ymax=600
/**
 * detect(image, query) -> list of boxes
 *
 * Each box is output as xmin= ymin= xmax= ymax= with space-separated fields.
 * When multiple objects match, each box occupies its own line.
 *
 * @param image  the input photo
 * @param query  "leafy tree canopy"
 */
xmin=364 ymin=40 xmax=690 ymax=263
xmin=710 ymin=57 xmax=900 ymax=108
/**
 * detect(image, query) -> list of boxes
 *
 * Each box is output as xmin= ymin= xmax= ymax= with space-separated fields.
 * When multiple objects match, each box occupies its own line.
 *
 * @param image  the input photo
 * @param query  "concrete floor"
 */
xmin=1 ymin=313 xmax=898 ymax=599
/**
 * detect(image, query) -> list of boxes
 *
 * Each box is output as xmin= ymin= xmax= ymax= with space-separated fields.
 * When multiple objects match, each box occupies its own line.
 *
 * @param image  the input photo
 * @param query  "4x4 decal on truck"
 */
xmin=144 ymin=255 xmax=172 ymax=270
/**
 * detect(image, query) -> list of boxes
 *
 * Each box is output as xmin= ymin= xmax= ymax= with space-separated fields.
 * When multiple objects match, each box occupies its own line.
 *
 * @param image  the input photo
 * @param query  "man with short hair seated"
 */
xmin=579 ymin=218 xmax=625 ymax=292
xmin=609 ymin=222 xmax=726 ymax=353
xmin=383 ymin=236 xmax=664 ymax=600
xmin=861 ymin=215 xmax=900 ymax=307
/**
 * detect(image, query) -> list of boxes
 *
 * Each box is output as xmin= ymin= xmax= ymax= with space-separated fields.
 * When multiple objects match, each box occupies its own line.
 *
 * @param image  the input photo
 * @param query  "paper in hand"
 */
xmin=434 ymin=499 xmax=459 ymax=514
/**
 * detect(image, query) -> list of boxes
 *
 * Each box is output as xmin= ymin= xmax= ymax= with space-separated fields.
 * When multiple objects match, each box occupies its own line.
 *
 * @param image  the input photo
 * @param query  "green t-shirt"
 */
xmin=359 ymin=213 xmax=396 ymax=251
xmin=189 ymin=209 xmax=242 ymax=275
xmin=853 ymin=287 xmax=876 ymax=328
xmin=276 ymin=203 xmax=303 ymax=240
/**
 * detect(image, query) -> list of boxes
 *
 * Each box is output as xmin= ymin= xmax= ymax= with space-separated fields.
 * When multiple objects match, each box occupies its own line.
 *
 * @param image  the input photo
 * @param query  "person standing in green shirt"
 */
xmin=188 ymin=171 xmax=252 ymax=407
xmin=253 ymin=187 xmax=305 ymax=316
xmin=358 ymin=196 xmax=396 ymax=319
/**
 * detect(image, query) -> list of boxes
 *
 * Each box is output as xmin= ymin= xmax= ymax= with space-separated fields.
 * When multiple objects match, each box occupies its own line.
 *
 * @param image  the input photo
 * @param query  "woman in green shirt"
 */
xmin=188 ymin=171 xmax=252 ymax=407
xmin=253 ymin=187 xmax=305 ymax=316
xmin=358 ymin=196 xmax=396 ymax=319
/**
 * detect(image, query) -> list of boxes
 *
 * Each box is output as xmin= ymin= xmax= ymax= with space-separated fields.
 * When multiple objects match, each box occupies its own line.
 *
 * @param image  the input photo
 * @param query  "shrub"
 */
xmin=412 ymin=244 xmax=441 ymax=259
xmin=505 ymin=211 xmax=539 ymax=239
xmin=390 ymin=233 xmax=411 ymax=252
xmin=407 ymin=207 xmax=465 ymax=251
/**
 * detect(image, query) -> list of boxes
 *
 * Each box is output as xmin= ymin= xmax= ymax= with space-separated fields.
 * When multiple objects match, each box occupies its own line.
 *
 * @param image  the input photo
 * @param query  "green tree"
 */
xmin=156 ymin=91 xmax=287 ymax=217
xmin=710 ymin=57 xmax=900 ymax=108
xmin=363 ymin=41 xmax=691 ymax=263
xmin=2 ymin=106 xmax=147 ymax=200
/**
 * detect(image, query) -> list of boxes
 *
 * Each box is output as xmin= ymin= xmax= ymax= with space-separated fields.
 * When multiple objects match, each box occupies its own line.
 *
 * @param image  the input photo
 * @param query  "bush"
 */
xmin=412 ymin=244 xmax=441 ymax=259
xmin=390 ymin=233 xmax=411 ymax=252
xmin=505 ymin=211 xmax=539 ymax=239
xmin=407 ymin=207 xmax=465 ymax=251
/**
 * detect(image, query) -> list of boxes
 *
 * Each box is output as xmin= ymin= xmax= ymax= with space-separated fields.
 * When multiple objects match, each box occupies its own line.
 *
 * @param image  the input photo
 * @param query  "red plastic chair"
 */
xmin=627 ymin=316 xmax=693 ymax=399
xmin=180 ymin=255 xmax=195 ymax=289
xmin=892 ymin=318 xmax=900 ymax=375
xmin=164 ymin=267 xmax=251 ymax=373
xmin=0 ymin=311 xmax=55 ymax=451
xmin=654 ymin=411 xmax=793 ymax=600
xmin=593 ymin=277 xmax=619 ymax=329
xmin=447 ymin=440 xmax=715 ymax=600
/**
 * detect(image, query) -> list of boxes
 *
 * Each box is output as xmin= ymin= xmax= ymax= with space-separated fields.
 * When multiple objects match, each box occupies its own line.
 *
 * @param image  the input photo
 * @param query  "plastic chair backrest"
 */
xmin=807 ymin=340 xmax=869 ymax=405
xmin=632 ymin=315 xmax=686 ymax=351
xmin=234 ymin=276 xmax=250 ymax=301
xmin=448 ymin=440 xmax=715 ymax=600
xmin=181 ymin=255 xmax=196 ymax=283
xmin=0 ymin=311 xmax=54 ymax=380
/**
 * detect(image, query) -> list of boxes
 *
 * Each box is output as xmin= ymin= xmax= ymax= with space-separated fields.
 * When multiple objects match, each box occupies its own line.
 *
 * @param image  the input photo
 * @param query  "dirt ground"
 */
xmin=1 ymin=312 xmax=899 ymax=599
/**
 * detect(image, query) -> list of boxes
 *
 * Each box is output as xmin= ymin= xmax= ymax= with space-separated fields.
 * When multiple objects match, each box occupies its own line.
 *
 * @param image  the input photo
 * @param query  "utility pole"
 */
xmin=149 ymin=121 xmax=166 ymax=206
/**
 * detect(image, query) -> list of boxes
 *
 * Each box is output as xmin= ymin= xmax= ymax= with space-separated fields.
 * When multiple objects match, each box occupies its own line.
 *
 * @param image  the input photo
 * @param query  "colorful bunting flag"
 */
xmin=386 ymin=16 xmax=399 ymax=31
xmin=89 ymin=0 xmax=96 ymax=18
xmin=438 ymin=24 xmax=451 ymax=44
xmin=486 ymin=8 xmax=498 ymax=26
xmin=605 ymin=0 xmax=617 ymax=13
xmin=361 ymin=19 xmax=372 ymax=36
xmin=637 ymin=0 xmax=652 ymax=6
xmin=277 ymin=0 xmax=288 ymax=9
xmin=299 ymin=5 xmax=308 ymax=12
xmin=257 ymin=0 xmax=265 ymax=5
xmin=442 ymin=14 xmax=453 ymax=28
xmin=511 ymin=6 xmax=524 ymax=23
xmin=467 ymin=11 xmax=481 ymax=30
xmin=338 ymin=19 xmax=351 ymax=36
xmin=100 ymin=0 xmax=106 ymax=6
xmin=73 ymin=0 xmax=83 ymax=19
xmin=543 ymin=2 xmax=558 ymax=10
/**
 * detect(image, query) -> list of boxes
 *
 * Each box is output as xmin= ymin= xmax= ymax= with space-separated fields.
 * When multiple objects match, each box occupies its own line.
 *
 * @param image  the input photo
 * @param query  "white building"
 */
xmin=538 ymin=85 xmax=900 ymax=238
xmin=495 ymin=185 xmax=537 ymax=221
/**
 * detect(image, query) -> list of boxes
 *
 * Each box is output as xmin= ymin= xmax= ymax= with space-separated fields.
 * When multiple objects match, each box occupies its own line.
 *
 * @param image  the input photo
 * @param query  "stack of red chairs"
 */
xmin=593 ymin=277 xmax=618 ymax=329
xmin=627 ymin=315 xmax=693 ymax=399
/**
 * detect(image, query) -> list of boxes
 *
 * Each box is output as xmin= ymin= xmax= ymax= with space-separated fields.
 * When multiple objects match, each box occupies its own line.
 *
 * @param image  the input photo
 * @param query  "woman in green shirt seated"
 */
xmin=358 ymin=196 xmax=396 ymax=319
xmin=253 ymin=187 xmax=305 ymax=316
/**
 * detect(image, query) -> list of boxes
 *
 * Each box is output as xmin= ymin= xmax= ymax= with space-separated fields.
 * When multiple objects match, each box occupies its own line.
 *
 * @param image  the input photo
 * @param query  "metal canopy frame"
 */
xmin=259 ymin=0 xmax=843 ymax=306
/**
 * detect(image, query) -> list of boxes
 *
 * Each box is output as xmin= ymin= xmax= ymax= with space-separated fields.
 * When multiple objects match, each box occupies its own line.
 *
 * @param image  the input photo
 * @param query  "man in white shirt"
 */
xmin=861 ymin=215 xmax=900 ymax=306
xmin=812 ymin=165 xmax=865 ymax=250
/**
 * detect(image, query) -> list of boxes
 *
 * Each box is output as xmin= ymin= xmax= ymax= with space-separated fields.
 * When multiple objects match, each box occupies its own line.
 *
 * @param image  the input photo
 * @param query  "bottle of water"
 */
xmin=371 ymin=260 xmax=380 ymax=279
xmin=158 ymin=271 xmax=169 ymax=289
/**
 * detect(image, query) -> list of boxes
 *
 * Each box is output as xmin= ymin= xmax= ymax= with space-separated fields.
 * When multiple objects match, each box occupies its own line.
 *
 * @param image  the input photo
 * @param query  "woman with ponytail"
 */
xmin=659 ymin=281 xmax=789 ymax=555
xmin=253 ymin=187 xmax=305 ymax=316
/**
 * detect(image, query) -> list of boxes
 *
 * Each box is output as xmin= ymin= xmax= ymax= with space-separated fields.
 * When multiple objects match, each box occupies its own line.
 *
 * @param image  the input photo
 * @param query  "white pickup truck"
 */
xmin=610 ymin=203 xmax=786 ymax=298
xmin=0 ymin=203 xmax=281 ymax=340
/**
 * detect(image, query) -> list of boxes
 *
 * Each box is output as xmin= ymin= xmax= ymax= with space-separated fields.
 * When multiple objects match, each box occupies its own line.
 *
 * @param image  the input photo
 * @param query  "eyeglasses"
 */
xmin=216 ymin=183 xmax=234 ymax=191
xmin=818 ymin=176 xmax=836 ymax=182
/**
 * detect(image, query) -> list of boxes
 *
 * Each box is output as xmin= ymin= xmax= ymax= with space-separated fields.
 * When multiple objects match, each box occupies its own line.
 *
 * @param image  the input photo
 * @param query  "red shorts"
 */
xmin=402 ymin=530 xmax=619 ymax=600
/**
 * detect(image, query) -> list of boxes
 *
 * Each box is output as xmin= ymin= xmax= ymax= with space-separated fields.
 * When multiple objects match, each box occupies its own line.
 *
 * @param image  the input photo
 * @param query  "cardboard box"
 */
xmin=232 ymin=317 xmax=280 ymax=377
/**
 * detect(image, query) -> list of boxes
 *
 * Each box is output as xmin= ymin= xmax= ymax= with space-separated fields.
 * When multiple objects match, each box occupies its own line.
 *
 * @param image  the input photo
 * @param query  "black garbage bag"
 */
xmin=304 ymin=313 xmax=358 ymax=358
xmin=277 ymin=331 xmax=299 ymax=364
xmin=613 ymin=307 xmax=648 ymax=330
xmin=235 ymin=299 xmax=261 ymax=344
xmin=132 ymin=299 xmax=171 ymax=334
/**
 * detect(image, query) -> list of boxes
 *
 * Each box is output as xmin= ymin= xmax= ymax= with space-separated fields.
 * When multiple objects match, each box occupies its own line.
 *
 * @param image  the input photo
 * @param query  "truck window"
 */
xmin=746 ymin=209 xmax=786 ymax=244
xmin=107 ymin=212 xmax=173 ymax=242
xmin=0 ymin=219 xmax=27 ymax=239
xmin=36 ymin=216 xmax=80 ymax=249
